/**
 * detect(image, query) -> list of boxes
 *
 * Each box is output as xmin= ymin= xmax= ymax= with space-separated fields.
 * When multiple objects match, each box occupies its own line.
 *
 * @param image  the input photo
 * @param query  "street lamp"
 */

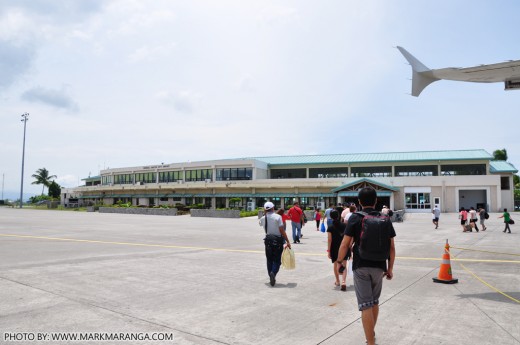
xmin=20 ymin=112 xmax=29 ymax=208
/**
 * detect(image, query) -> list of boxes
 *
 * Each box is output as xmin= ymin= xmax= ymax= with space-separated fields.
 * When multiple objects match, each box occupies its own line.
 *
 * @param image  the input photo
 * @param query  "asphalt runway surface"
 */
xmin=0 ymin=208 xmax=519 ymax=345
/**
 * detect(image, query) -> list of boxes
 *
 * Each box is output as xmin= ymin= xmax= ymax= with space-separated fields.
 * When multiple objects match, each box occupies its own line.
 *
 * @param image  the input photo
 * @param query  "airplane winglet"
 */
xmin=397 ymin=46 xmax=439 ymax=97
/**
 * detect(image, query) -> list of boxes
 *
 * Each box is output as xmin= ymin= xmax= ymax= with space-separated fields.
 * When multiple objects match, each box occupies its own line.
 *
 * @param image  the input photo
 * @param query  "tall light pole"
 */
xmin=20 ymin=112 xmax=29 ymax=208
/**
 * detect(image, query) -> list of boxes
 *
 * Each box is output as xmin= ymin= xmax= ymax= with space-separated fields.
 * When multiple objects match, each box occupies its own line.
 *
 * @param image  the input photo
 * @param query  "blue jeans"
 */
xmin=327 ymin=219 xmax=333 ymax=227
xmin=265 ymin=241 xmax=283 ymax=276
xmin=291 ymin=221 xmax=301 ymax=242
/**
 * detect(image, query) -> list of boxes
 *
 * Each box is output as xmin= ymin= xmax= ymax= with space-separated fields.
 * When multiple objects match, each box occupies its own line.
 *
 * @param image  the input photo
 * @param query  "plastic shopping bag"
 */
xmin=281 ymin=247 xmax=296 ymax=270
xmin=320 ymin=222 xmax=326 ymax=233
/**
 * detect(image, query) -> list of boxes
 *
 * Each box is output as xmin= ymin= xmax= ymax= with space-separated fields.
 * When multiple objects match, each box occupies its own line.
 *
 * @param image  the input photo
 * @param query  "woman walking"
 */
xmin=460 ymin=207 xmax=469 ymax=232
xmin=468 ymin=207 xmax=479 ymax=232
xmin=314 ymin=208 xmax=322 ymax=231
xmin=327 ymin=210 xmax=351 ymax=291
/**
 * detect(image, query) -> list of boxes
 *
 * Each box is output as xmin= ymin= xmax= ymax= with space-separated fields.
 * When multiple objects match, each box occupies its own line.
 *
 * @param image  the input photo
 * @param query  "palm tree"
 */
xmin=492 ymin=148 xmax=508 ymax=161
xmin=32 ymin=168 xmax=57 ymax=195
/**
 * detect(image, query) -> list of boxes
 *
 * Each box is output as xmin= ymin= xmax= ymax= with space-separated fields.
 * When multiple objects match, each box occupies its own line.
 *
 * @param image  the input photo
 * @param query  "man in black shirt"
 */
xmin=337 ymin=187 xmax=396 ymax=345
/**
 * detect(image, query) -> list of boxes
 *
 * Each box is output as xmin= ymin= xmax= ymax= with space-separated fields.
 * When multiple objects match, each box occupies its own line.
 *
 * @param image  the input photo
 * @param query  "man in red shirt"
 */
xmin=288 ymin=201 xmax=305 ymax=243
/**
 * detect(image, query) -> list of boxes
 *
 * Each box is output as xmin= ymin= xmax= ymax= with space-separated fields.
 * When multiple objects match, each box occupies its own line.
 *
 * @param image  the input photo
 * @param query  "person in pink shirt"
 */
xmin=314 ymin=208 xmax=322 ymax=231
xmin=460 ymin=207 xmax=469 ymax=232
xmin=276 ymin=208 xmax=290 ymax=231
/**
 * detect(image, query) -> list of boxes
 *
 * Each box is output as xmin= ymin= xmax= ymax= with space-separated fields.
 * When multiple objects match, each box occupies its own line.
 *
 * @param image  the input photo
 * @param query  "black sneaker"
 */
xmin=269 ymin=272 xmax=276 ymax=286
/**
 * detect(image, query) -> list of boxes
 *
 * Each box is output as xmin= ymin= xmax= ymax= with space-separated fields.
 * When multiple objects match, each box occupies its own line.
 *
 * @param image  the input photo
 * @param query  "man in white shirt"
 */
xmin=432 ymin=205 xmax=441 ymax=229
xmin=341 ymin=203 xmax=350 ymax=223
xmin=259 ymin=202 xmax=291 ymax=286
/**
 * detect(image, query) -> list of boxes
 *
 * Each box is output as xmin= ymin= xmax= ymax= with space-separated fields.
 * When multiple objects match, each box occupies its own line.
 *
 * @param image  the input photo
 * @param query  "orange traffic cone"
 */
xmin=432 ymin=239 xmax=458 ymax=284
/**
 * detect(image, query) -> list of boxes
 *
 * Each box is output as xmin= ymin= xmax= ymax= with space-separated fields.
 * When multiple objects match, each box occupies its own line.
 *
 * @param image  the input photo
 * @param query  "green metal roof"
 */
xmin=81 ymin=176 xmax=101 ymax=181
xmin=77 ymin=195 xmax=102 ymax=199
xmin=250 ymin=149 xmax=492 ymax=166
xmin=194 ymin=193 xmax=335 ymax=198
xmin=489 ymin=161 xmax=518 ymax=173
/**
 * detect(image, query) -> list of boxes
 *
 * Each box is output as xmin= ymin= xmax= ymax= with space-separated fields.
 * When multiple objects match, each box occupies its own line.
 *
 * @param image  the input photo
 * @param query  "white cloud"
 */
xmin=257 ymin=5 xmax=299 ymax=25
xmin=155 ymin=90 xmax=202 ymax=114
xmin=56 ymin=174 xmax=79 ymax=188
xmin=128 ymin=43 xmax=176 ymax=63
xmin=236 ymin=74 xmax=256 ymax=93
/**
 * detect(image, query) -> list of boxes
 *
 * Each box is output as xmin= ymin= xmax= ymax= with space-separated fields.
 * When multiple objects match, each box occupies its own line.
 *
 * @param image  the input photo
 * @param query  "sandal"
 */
xmin=334 ymin=281 xmax=340 ymax=287
xmin=341 ymin=282 xmax=346 ymax=291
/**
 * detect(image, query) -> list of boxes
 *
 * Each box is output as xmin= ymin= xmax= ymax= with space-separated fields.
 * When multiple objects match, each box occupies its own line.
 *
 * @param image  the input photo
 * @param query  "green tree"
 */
xmin=31 ymin=168 xmax=57 ymax=195
xmin=514 ymin=174 xmax=520 ymax=188
xmin=492 ymin=148 xmax=508 ymax=161
xmin=229 ymin=197 xmax=241 ymax=208
xmin=48 ymin=181 xmax=61 ymax=199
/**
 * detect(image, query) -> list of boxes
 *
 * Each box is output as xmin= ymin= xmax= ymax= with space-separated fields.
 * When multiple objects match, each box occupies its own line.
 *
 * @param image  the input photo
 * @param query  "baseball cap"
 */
xmin=264 ymin=202 xmax=275 ymax=210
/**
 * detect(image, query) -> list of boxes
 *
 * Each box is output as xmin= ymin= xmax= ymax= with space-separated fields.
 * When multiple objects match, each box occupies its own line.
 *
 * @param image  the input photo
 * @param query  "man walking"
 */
xmin=287 ymin=201 xmax=305 ymax=244
xmin=324 ymin=204 xmax=335 ymax=227
xmin=338 ymin=187 xmax=396 ymax=345
xmin=479 ymin=207 xmax=487 ymax=231
xmin=432 ymin=204 xmax=441 ymax=229
xmin=259 ymin=202 xmax=291 ymax=286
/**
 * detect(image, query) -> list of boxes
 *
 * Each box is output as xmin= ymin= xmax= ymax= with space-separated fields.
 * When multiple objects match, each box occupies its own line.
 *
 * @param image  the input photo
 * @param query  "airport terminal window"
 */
xmin=501 ymin=176 xmax=510 ymax=190
xmin=405 ymin=192 xmax=431 ymax=209
xmin=114 ymin=174 xmax=133 ymax=184
xmin=441 ymin=164 xmax=486 ymax=176
xmin=351 ymin=166 xmax=392 ymax=178
xmin=216 ymin=168 xmax=253 ymax=181
xmin=185 ymin=169 xmax=212 ymax=182
xmin=309 ymin=167 xmax=348 ymax=178
xmin=270 ymin=169 xmax=306 ymax=179
xmin=395 ymin=165 xmax=438 ymax=177
xmin=135 ymin=172 xmax=156 ymax=183
xmin=159 ymin=171 xmax=182 ymax=182
xmin=102 ymin=175 xmax=113 ymax=185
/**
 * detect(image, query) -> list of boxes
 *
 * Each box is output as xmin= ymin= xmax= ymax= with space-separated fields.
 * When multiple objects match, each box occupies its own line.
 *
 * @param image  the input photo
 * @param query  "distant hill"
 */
xmin=0 ymin=191 xmax=38 ymax=202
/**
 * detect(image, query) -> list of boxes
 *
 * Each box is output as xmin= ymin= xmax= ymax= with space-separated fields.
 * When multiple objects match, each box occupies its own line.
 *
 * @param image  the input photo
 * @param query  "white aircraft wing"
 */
xmin=397 ymin=46 xmax=520 ymax=96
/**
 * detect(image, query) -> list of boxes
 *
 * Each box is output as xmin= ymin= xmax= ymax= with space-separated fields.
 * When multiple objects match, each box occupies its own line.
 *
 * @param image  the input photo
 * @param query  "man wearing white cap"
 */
xmin=259 ymin=201 xmax=292 ymax=286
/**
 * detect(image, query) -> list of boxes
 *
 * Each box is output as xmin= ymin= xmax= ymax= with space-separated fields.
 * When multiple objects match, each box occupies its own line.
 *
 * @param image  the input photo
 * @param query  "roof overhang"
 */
xmin=331 ymin=178 xmax=400 ymax=194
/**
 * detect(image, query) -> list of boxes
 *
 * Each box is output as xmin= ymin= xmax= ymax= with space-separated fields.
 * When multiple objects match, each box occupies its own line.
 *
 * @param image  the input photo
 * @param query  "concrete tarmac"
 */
xmin=0 ymin=208 xmax=519 ymax=345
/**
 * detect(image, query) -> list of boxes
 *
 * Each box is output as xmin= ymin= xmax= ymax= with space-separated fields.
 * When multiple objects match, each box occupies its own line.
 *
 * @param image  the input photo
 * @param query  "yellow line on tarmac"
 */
xmin=1 ymin=233 xmax=520 ymax=264
xmin=396 ymin=256 xmax=520 ymax=264
xmin=450 ymin=246 xmax=520 ymax=257
xmin=0 ymin=234 xmax=264 ymax=254
xmin=460 ymin=263 xmax=520 ymax=304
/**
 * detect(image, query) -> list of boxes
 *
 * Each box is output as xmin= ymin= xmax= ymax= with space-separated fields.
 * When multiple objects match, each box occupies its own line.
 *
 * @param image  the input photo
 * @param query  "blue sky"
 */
xmin=1 ymin=0 xmax=519 ymax=198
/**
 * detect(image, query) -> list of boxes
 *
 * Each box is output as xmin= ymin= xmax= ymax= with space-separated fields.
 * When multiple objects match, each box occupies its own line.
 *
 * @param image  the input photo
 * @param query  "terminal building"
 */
xmin=62 ymin=149 xmax=517 ymax=213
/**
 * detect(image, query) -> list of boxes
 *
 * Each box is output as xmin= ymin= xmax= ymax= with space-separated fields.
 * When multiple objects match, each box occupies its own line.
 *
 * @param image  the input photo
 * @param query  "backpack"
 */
xmin=484 ymin=211 xmax=489 ymax=219
xmin=355 ymin=211 xmax=392 ymax=261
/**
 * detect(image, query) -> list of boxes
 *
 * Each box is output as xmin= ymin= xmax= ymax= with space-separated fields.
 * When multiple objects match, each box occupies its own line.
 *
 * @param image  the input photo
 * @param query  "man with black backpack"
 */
xmin=337 ymin=187 xmax=396 ymax=345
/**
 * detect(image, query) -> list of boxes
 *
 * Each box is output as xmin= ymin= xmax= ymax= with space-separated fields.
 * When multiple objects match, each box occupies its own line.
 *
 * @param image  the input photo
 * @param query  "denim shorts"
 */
xmin=353 ymin=267 xmax=385 ymax=311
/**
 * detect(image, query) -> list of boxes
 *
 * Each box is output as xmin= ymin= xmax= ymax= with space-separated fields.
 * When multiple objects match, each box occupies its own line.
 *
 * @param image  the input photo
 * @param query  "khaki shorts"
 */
xmin=353 ymin=267 xmax=385 ymax=311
